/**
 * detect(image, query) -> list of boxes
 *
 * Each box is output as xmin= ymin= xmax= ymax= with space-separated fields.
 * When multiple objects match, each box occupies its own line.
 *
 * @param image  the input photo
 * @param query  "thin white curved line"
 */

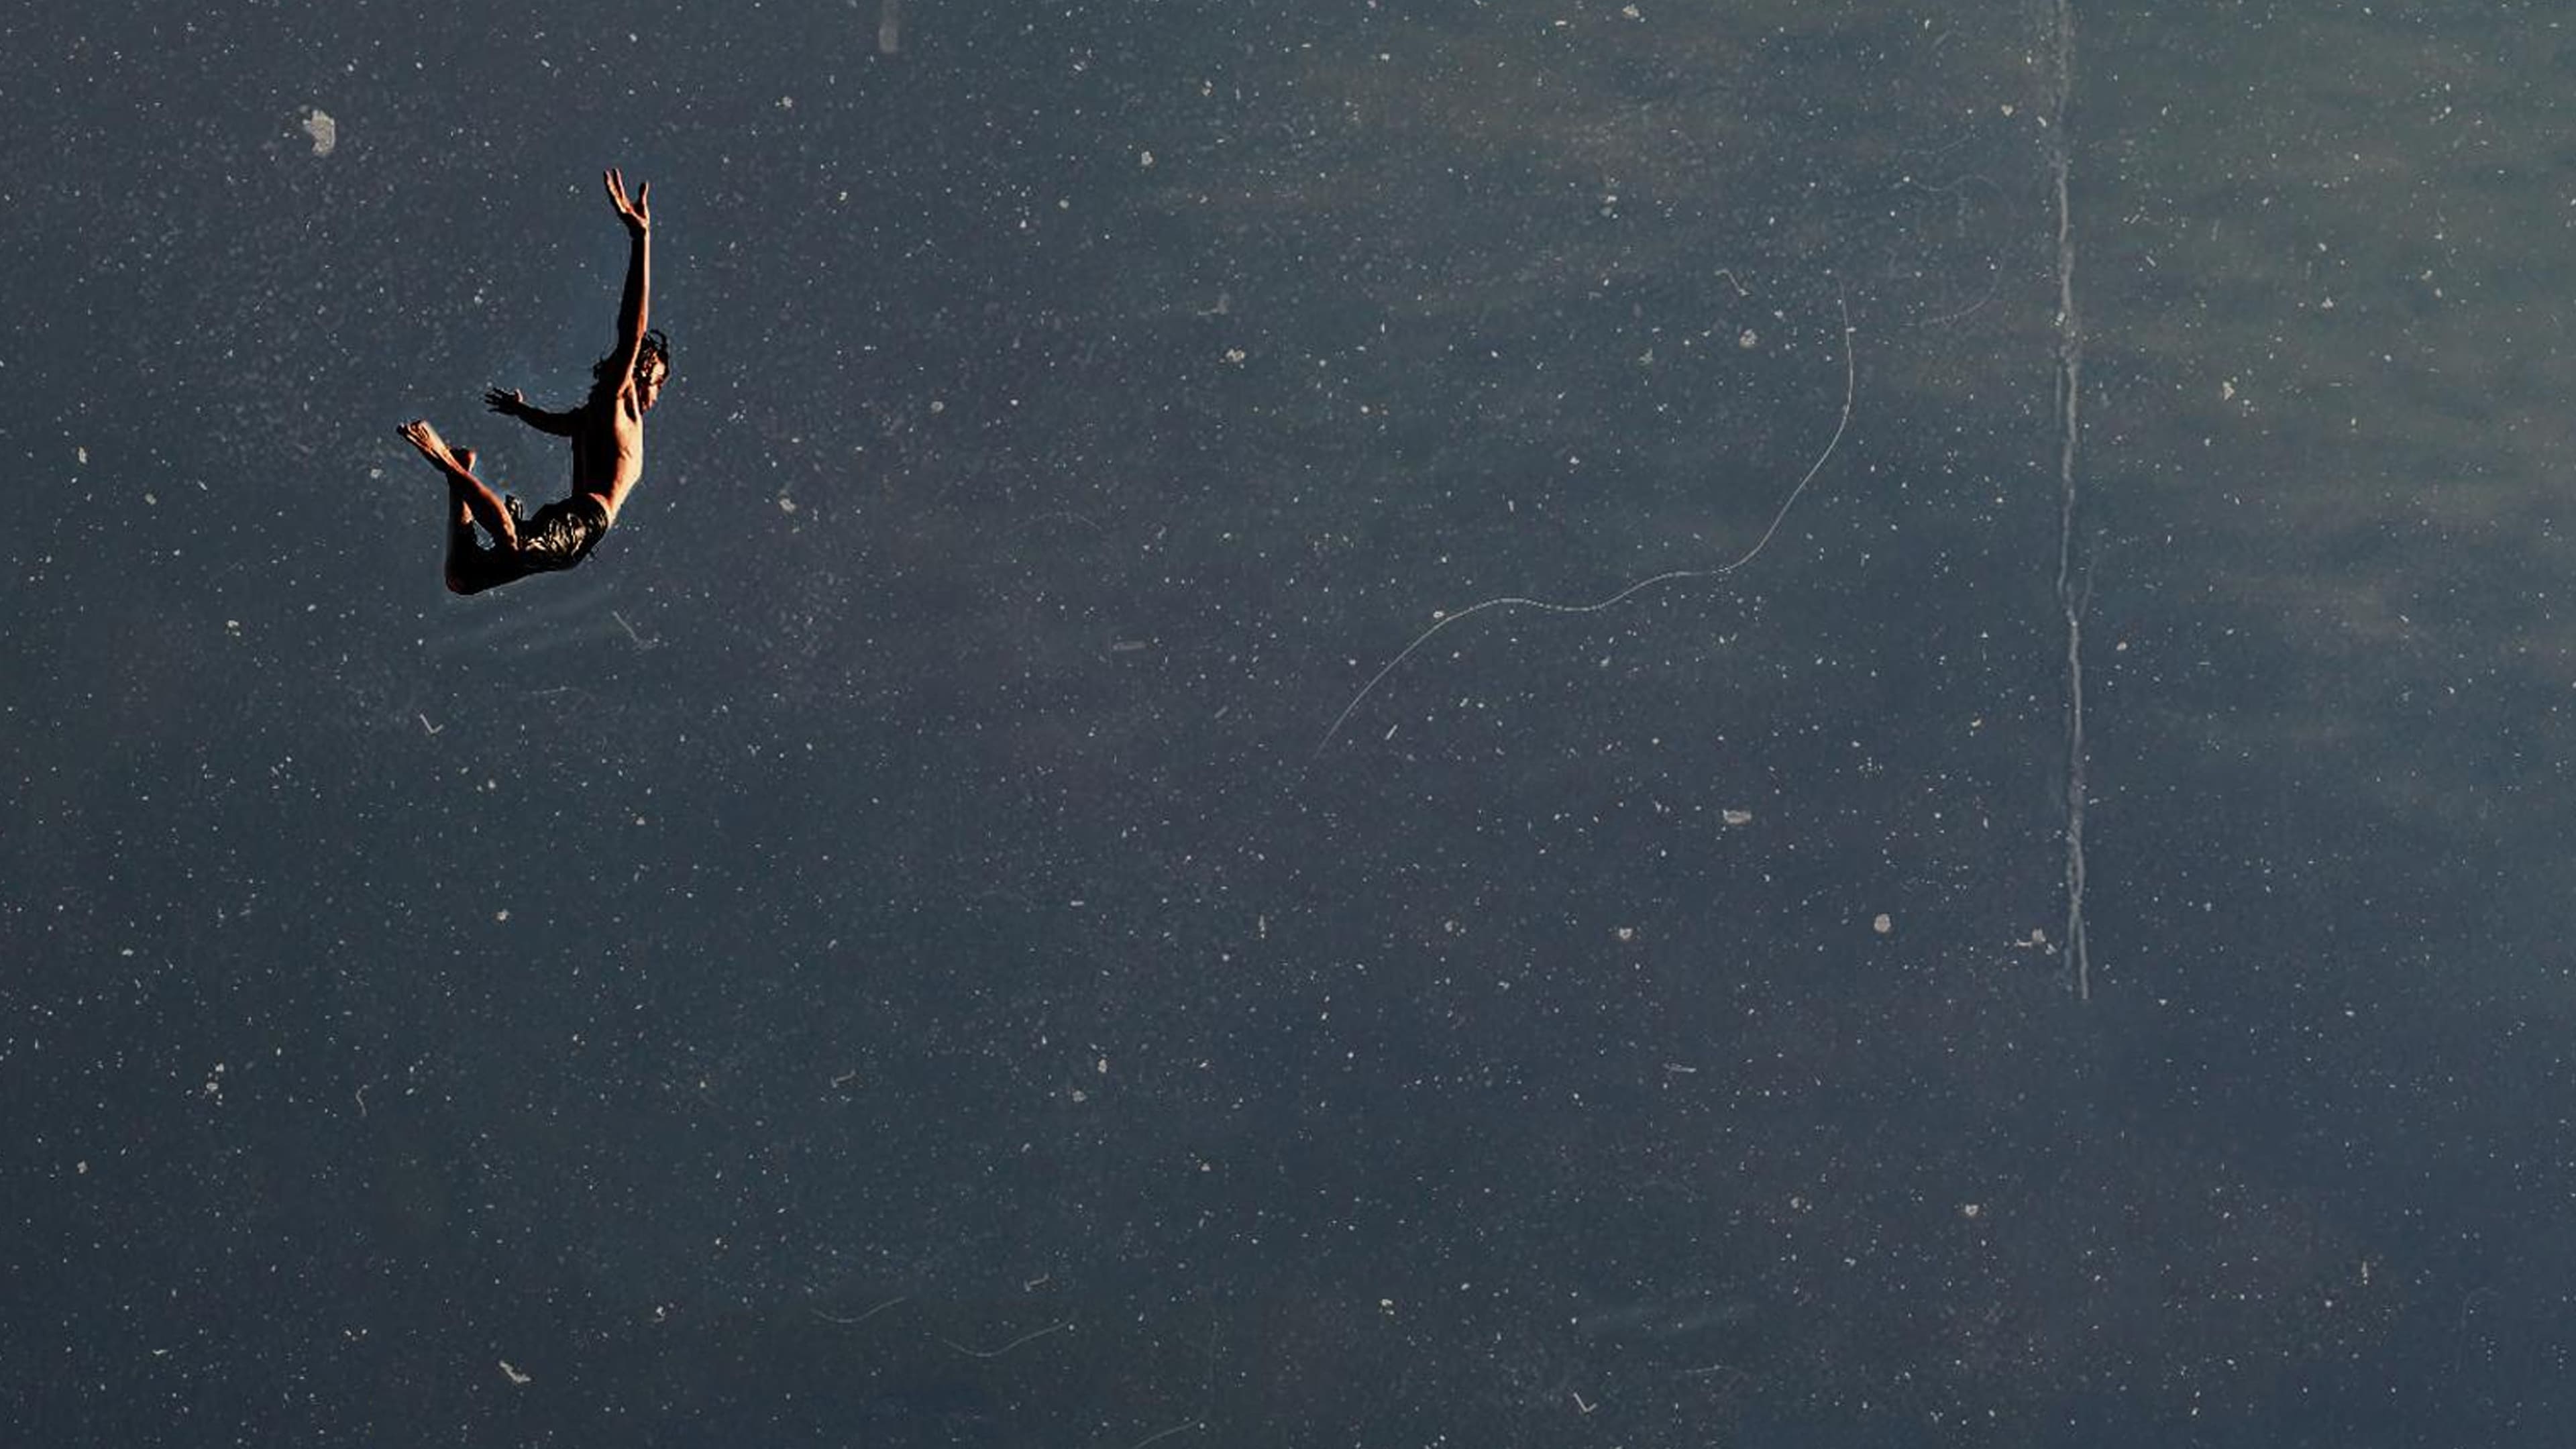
xmin=1317 ymin=292 xmax=1856 ymax=755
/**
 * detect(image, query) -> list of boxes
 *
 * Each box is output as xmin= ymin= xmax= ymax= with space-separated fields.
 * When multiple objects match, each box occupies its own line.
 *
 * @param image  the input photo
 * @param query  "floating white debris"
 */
xmin=301 ymin=107 xmax=337 ymax=157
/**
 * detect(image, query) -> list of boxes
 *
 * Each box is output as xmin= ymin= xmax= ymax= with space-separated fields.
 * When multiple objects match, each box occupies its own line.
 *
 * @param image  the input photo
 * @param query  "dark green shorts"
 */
xmin=448 ymin=494 xmax=610 ymax=594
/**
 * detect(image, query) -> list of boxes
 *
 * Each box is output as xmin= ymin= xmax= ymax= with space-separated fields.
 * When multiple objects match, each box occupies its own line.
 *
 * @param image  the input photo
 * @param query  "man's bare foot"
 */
xmin=453 ymin=447 xmax=478 ymax=473
xmin=397 ymin=418 xmax=464 ymax=472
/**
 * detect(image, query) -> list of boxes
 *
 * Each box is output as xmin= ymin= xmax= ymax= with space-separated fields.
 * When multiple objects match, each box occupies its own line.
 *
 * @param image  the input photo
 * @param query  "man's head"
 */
xmin=636 ymin=329 xmax=671 ymax=411
xmin=598 ymin=329 xmax=672 ymax=409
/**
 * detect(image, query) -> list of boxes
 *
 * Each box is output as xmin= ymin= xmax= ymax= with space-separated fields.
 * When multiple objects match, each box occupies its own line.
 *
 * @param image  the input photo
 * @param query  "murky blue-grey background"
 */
xmin=6 ymin=1 xmax=2569 ymax=1444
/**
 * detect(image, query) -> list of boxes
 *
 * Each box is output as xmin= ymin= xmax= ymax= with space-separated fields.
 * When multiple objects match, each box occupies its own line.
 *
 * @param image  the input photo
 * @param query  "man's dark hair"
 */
xmin=594 ymin=329 xmax=672 ymax=389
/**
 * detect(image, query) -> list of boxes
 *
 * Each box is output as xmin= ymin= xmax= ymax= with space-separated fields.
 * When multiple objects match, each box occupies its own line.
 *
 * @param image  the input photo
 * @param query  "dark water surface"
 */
xmin=4 ymin=1 xmax=2567 ymax=1444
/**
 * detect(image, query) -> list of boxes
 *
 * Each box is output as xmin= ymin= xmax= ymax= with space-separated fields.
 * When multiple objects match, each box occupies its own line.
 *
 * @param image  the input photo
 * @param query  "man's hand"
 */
xmin=485 ymin=386 xmax=579 ymax=437
xmin=604 ymin=168 xmax=651 ymax=236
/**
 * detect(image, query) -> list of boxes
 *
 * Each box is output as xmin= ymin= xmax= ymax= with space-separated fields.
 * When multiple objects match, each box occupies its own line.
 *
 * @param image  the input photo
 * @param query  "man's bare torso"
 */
xmin=572 ymin=383 xmax=648 ymax=523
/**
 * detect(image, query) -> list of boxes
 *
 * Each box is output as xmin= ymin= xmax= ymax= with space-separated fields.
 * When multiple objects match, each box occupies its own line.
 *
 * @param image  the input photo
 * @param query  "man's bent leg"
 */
xmin=400 ymin=420 xmax=518 ymax=549
xmin=446 ymin=526 xmax=499 ymax=594
xmin=445 ymin=539 xmax=523 ymax=594
xmin=441 ymin=462 xmax=519 ymax=552
xmin=440 ymin=447 xmax=515 ymax=594
xmin=449 ymin=447 xmax=480 ymax=531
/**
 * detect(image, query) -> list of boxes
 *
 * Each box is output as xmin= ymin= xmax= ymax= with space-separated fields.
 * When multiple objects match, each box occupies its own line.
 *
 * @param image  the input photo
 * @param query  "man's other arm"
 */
xmin=484 ymin=387 xmax=581 ymax=435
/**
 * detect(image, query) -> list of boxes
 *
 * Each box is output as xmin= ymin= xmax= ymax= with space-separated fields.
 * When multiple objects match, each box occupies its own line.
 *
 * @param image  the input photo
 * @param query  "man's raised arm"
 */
xmin=601 ymin=167 xmax=652 ymax=388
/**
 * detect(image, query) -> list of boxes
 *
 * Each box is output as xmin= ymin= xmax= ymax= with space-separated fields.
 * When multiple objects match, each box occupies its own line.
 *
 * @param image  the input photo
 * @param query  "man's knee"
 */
xmin=445 ymin=559 xmax=507 ymax=595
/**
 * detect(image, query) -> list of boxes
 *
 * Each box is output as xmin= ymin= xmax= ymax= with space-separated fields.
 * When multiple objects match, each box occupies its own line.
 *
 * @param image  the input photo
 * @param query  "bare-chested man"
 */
xmin=397 ymin=168 xmax=667 ymax=594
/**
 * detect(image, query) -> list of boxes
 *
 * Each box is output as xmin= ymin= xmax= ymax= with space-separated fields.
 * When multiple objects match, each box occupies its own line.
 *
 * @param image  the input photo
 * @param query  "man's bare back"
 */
xmin=398 ymin=168 xmax=667 ymax=595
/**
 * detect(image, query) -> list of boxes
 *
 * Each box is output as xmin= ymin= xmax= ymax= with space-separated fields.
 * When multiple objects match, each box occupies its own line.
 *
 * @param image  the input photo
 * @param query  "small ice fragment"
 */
xmin=301 ymin=107 xmax=337 ymax=157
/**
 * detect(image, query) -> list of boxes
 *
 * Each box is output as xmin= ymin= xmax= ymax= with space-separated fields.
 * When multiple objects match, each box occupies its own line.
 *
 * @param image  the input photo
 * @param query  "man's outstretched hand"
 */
xmin=604 ymin=168 xmax=651 ymax=235
xmin=484 ymin=386 xmax=529 ymax=417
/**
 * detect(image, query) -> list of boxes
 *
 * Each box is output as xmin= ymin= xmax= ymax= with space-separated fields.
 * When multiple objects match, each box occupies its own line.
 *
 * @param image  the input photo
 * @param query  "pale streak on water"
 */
xmin=2043 ymin=0 xmax=2093 ymax=1002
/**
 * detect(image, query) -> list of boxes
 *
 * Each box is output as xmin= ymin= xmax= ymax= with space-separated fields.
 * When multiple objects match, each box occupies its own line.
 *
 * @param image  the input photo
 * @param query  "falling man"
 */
xmin=397 ymin=167 xmax=669 ymax=594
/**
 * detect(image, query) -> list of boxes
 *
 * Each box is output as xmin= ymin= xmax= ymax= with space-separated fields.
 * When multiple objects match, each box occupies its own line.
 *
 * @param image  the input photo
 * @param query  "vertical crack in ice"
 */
xmin=2045 ymin=0 xmax=2092 ymax=1001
